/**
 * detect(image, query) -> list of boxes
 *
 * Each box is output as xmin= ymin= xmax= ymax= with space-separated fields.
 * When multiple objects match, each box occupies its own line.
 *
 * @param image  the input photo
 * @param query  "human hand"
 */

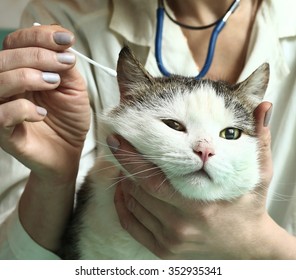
xmin=111 ymin=102 xmax=278 ymax=259
xmin=0 ymin=25 xmax=91 ymax=252
xmin=0 ymin=25 xmax=90 ymax=183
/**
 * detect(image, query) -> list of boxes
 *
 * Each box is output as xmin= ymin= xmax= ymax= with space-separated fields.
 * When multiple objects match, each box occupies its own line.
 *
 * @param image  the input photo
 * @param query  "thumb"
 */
xmin=253 ymin=101 xmax=273 ymax=196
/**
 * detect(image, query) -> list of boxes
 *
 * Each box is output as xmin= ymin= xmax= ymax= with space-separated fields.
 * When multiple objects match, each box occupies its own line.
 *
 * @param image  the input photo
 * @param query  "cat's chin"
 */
xmin=170 ymin=171 xmax=215 ymax=200
xmin=170 ymin=172 xmax=251 ymax=201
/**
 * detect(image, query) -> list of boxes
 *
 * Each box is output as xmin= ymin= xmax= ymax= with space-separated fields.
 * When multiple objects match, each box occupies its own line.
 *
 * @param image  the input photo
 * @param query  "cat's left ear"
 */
xmin=117 ymin=46 xmax=154 ymax=100
xmin=235 ymin=63 xmax=270 ymax=104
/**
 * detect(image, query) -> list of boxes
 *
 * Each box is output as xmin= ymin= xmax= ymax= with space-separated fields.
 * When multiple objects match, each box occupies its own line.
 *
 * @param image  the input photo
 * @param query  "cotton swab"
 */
xmin=33 ymin=22 xmax=117 ymax=77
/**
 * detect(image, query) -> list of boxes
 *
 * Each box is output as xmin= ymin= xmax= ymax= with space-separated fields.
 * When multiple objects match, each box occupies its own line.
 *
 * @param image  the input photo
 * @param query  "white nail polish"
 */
xmin=57 ymin=52 xmax=76 ymax=64
xmin=36 ymin=106 xmax=47 ymax=116
xmin=42 ymin=72 xmax=60 ymax=84
xmin=106 ymin=135 xmax=120 ymax=153
xmin=264 ymin=105 xmax=273 ymax=127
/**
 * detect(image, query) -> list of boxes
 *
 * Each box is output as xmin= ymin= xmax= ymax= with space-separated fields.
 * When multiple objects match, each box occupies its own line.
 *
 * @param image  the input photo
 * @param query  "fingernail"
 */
xmin=56 ymin=52 xmax=75 ymax=64
xmin=36 ymin=106 xmax=47 ymax=116
xmin=42 ymin=72 xmax=60 ymax=84
xmin=106 ymin=135 xmax=120 ymax=153
xmin=53 ymin=32 xmax=74 ymax=45
xmin=264 ymin=104 xmax=273 ymax=127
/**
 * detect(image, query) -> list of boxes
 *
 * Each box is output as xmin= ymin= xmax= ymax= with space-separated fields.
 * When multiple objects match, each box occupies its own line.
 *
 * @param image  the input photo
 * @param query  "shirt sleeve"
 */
xmin=0 ymin=206 xmax=60 ymax=260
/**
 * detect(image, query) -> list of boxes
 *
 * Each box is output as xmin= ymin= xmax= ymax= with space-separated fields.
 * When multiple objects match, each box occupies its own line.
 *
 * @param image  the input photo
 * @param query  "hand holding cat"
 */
xmin=0 ymin=25 xmax=90 ymax=251
xmin=113 ymin=101 xmax=296 ymax=259
xmin=253 ymin=102 xmax=273 ymax=191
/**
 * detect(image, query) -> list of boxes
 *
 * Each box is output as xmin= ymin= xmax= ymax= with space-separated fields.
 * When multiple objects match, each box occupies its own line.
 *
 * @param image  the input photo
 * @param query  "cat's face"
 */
xmin=104 ymin=47 xmax=269 ymax=201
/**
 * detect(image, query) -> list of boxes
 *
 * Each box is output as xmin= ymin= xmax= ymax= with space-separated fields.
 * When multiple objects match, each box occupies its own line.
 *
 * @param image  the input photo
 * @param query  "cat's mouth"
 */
xmin=198 ymin=169 xmax=212 ymax=180
xmin=186 ymin=168 xmax=212 ymax=181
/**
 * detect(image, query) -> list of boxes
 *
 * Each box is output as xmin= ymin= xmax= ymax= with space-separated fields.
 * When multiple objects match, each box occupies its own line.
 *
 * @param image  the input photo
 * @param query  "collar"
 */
xmin=110 ymin=0 xmax=157 ymax=47
xmin=246 ymin=0 xmax=295 ymax=80
xmin=269 ymin=0 xmax=296 ymax=39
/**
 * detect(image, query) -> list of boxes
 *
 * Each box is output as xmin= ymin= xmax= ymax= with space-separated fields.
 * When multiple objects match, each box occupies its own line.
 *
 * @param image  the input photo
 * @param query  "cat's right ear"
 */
xmin=117 ymin=46 xmax=154 ymax=100
xmin=236 ymin=63 xmax=270 ymax=105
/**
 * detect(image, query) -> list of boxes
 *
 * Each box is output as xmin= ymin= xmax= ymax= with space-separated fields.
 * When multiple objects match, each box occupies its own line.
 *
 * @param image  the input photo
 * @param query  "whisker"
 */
xmin=93 ymin=137 xmax=296 ymax=203
xmin=103 ymin=166 xmax=164 ymax=191
xmin=94 ymin=139 xmax=195 ymax=163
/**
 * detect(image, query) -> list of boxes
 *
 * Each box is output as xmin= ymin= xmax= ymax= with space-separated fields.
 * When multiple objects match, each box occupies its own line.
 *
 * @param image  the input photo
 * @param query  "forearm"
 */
xmin=18 ymin=172 xmax=77 ymax=253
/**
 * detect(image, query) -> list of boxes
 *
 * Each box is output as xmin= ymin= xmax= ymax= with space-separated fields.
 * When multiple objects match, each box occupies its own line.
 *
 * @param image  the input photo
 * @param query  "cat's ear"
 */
xmin=117 ymin=46 xmax=154 ymax=100
xmin=235 ymin=63 xmax=270 ymax=104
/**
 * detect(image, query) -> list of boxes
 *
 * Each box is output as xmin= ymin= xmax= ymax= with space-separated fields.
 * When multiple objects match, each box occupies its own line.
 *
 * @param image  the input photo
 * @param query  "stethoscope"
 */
xmin=155 ymin=0 xmax=241 ymax=79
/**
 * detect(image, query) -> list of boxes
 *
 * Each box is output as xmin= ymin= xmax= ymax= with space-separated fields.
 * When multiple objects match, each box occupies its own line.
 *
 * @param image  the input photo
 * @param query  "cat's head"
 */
xmin=104 ymin=46 xmax=269 ymax=201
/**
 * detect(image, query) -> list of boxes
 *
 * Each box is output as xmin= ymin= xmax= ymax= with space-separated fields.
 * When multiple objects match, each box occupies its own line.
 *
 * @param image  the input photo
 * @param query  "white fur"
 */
xmin=75 ymin=84 xmax=260 ymax=259
xmin=106 ymin=84 xmax=260 ymax=200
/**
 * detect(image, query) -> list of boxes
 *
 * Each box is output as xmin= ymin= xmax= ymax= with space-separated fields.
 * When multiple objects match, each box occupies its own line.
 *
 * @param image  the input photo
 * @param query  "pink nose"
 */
xmin=193 ymin=144 xmax=215 ymax=163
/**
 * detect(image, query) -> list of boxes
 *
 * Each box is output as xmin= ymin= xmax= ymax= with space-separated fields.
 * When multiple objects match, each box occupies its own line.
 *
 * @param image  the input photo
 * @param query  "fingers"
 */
xmin=253 ymin=101 xmax=273 ymax=194
xmin=254 ymin=101 xmax=272 ymax=131
xmin=3 ymin=25 xmax=74 ymax=51
xmin=0 ymin=69 xmax=61 ymax=99
xmin=115 ymin=179 xmax=201 ymax=259
xmin=115 ymin=182 xmax=178 ymax=259
xmin=0 ymin=25 xmax=77 ymax=100
xmin=114 ymin=183 xmax=161 ymax=254
xmin=119 ymin=175 xmax=175 ymax=228
xmin=0 ymin=99 xmax=46 ymax=148
xmin=0 ymin=98 xmax=46 ymax=125
xmin=0 ymin=48 xmax=76 ymax=73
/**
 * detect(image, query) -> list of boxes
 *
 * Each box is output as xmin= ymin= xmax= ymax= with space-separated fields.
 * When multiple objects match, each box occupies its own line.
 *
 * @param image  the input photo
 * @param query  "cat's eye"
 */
xmin=220 ymin=127 xmax=242 ymax=140
xmin=162 ymin=119 xmax=186 ymax=132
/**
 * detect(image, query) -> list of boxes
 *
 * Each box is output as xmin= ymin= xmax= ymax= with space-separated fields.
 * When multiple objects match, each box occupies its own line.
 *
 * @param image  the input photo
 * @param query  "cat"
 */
xmin=61 ymin=46 xmax=270 ymax=259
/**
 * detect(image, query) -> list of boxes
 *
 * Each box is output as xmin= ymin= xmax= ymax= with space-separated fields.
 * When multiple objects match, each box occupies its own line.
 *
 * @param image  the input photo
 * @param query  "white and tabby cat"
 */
xmin=61 ymin=46 xmax=269 ymax=259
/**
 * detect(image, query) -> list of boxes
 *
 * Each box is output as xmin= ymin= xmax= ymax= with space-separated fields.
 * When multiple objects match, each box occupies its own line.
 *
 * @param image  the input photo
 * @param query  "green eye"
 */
xmin=220 ymin=127 xmax=242 ymax=140
xmin=162 ymin=119 xmax=186 ymax=132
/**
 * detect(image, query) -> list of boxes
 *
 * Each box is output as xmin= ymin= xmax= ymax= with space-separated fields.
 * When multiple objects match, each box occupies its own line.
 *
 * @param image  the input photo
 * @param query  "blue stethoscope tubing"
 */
xmin=155 ymin=0 xmax=241 ymax=79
